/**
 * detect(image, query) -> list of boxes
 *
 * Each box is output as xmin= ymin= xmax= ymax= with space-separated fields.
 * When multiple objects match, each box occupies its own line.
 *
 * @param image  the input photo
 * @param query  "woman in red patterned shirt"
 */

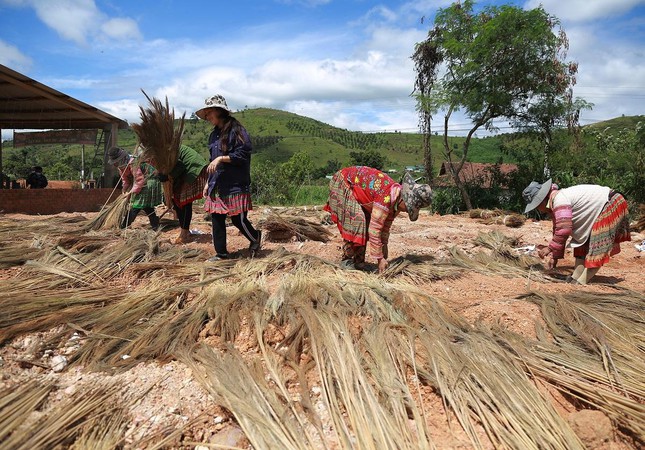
xmin=523 ymin=179 xmax=630 ymax=285
xmin=324 ymin=166 xmax=433 ymax=273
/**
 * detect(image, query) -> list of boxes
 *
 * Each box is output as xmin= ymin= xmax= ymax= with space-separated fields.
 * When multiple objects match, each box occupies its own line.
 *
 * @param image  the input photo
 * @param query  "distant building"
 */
xmin=433 ymin=161 xmax=518 ymax=189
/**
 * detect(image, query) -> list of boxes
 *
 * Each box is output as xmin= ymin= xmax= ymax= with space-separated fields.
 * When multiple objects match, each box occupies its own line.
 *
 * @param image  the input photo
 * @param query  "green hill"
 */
xmin=0 ymin=107 xmax=541 ymax=181
xmin=180 ymin=107 xmax=508 ymax=172
xmin=584 ymin=115 xmax=645 ymax=132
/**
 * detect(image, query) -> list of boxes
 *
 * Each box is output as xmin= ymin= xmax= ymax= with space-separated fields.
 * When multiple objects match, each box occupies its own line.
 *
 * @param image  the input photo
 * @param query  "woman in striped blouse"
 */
xmin=523 ymin=179 xmax=630 ymax=285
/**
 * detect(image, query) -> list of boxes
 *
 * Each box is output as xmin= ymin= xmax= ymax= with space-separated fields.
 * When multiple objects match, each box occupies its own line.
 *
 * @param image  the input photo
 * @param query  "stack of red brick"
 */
xmin=0 ymin=188 xmax=118 ymax=215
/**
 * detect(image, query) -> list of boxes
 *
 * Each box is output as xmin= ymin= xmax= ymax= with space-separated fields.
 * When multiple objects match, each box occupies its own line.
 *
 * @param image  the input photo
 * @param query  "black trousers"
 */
xmin=175 ymin=203 xmax=193 ymax=230
xmin=211 ymin=211 xmax=259 ymax=255
xmin=121 ymin=207 xmax=159 ymax=230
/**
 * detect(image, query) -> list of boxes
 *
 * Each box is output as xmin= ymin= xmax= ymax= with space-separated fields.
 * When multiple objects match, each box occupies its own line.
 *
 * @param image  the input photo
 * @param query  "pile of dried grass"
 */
xmin=382 ymin=254 xmax=463 ymax=282
xmin=82 ymin=195 xmax=130 ymax=231
xmin=3 ymin=216 xmax=642 ymax=448
xmin=0 ymin=216 xmax=88 ymax=268
xmin=260 ymin=213 xmax=332 ymax=242
xmin=0 ymin=380 xmax=134 ymax=449
xmin=178 ymin=271 xmax=587 ymax=449
xmin=469 ymin=208 xmax=526 ymax=227
xmin=468 ymin=208 xmax=504 ymax=219
xmin=514 ymin=289 xmax=645 ymax=443
xmin=446 ymin=231 xmax=549 ymax=281
xmin=489 ymin=213 xmax=526 ymax=227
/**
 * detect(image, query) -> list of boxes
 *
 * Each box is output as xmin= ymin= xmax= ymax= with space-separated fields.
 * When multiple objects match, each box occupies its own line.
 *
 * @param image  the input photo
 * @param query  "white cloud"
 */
xmin=0 ymin=39 xmax=32 ymax=71
xmin=523 ymin=0 xmax=645 ymax=22
xmin=2 ymin=0 xmax=141 ymax=45
xmin=101 ymin=17 xmax=142 ymax=41
xmin=95 ymin=98 xmax=142 ymax=125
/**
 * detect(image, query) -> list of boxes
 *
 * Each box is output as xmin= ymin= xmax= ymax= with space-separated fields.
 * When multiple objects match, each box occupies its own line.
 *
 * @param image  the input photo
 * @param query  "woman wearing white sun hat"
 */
xmin=196 ymin=94 xmax=261 ymax=261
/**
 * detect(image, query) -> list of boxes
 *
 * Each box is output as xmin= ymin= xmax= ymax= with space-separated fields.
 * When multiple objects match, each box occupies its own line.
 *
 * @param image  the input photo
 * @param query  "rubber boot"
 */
xmin=576 ymin=267 xmax=600 ymax=285
xmin=570 ymin=258 xmax=585 ymax=282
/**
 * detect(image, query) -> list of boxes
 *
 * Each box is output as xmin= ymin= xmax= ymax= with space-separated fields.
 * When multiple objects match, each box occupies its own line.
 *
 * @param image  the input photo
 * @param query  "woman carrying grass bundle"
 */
xmin=196 ymin=94 xmax=261 ymax=261
xmin=523 ymin=179 xmax=631 ymax=285
xmin=132 ymin=93 xmax=209 ymax=244
xmin=324 ymin=166 xmax=433 ymax=273
xmin=159 ymin=145 xmax=209 ymax=243
xmin=107 ymin=146 xmax=161 ymax=230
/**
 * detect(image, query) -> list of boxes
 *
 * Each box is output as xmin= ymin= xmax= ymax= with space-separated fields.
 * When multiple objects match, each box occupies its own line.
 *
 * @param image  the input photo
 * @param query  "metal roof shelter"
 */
xmin=0 ymin=63 xmax=129 ymax=187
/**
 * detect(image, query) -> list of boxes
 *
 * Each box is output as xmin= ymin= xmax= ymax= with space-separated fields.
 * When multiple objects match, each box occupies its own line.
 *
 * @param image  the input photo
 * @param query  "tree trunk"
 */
xmin=422 ymin=112 xmax=433 ymax=183
xmin=543 ymin=130 xmax=552 ymax=179
xmin=443 ymin=111 xmax=476 ymax=210
xmin=449 ymin=166 xmax=473 ymax=210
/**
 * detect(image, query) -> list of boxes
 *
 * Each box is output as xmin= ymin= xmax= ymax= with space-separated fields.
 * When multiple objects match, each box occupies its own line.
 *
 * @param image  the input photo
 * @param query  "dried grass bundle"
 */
xmin=515 ymin=290 xmax=645 ymax=443
xmin=0 ymin=380 xmax=55 ymax=442
xmin=57 ymin=233 xmax=114 ymax=253
xmin=468 ymin=208 xmax=504 ymax=219
xmin=181 ymin=345 xmax=314 ymax=450
xmin=131 ymin=91 xmax=184 ymax=209
xmin=82 ymin=195 xmax=130 ymax=231
xmin=390 ymin=289 xmax=584 ymax=449
xmin=131 ymin=91 xmax=184 ymax=175
xmin=479 ymin=214 xmax=527 ymax=227
xmin=0 ymin=242 xmax=45 ymax=268
xmin=0 ymin=287 xmax=122 ymax=345
xmin=382 ymin=254 xmax=463 ymax=282
xmin=2 ymin=382 xmax=128 ymax=449
xmin=260 ymin=213 xmax=332 ymax=242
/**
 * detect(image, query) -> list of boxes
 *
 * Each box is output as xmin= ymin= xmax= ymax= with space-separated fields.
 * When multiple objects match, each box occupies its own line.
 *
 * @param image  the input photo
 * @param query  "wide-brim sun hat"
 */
xmin=401 ymin=172 xmax=433 ymax=221
xmin=522 ymin=178 xmax=553 ymax=213
xmin=195 ymin=94 xmax=232 ymax=120
xmin=107 ymin=146 xmax=130 ymax=167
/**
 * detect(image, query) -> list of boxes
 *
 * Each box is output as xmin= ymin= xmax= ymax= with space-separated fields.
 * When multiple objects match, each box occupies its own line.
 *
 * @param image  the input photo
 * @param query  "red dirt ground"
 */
xmin=1 ymin=206 xmax=643 ymax=449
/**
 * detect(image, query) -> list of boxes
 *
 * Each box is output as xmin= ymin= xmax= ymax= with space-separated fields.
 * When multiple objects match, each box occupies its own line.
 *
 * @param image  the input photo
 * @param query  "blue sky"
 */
xmin=1 ymin=0 xmax=644 ymax=140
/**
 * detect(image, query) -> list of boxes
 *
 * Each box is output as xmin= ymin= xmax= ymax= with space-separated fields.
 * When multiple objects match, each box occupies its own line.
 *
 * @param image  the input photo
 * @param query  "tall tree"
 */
xmin=413 ymin=0 xmax=582 ymax=209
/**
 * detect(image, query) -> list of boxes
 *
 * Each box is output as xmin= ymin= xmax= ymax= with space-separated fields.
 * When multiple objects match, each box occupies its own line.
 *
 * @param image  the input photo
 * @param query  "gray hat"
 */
xmin=522 ymin=178 xmax=553 ymax=213
xmin=195 ymin=94 xmax=232 ymax=120
xmin=401 ymin=172 xmax=433 ymax=221
xmin=107 ymin=146 xmax=130 ymax=167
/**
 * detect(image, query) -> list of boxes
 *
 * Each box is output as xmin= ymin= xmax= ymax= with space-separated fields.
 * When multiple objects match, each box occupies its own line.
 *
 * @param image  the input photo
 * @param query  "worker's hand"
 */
xmin=202 ymin=182 xmax=209 ymax=197
xmin=378 ymin=258 xmax=389 ymax=273
xmin=538 ymin=246 xmax=552 ymax=259
xmin=206 ymin=157 xmax=222 ymax=174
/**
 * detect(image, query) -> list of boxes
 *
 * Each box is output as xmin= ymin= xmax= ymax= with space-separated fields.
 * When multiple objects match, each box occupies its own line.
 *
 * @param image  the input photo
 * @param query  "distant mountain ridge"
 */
xmin=2 ymin=107 xmax=641 ymax=181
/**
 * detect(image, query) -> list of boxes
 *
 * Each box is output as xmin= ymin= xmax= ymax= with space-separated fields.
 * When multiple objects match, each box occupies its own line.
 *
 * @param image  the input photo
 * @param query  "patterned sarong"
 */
xmin=131 ymin=169 xmax=163 ymax=209
xmin=204 ymin=192 xmax=253 ymax=216
xmin=323 ymin=172 xmax=368 ymax=246
xmin=573 ymin=192 xmax=631 ymax=268
xmin=173 ymin=168 xmax=208 ymax=207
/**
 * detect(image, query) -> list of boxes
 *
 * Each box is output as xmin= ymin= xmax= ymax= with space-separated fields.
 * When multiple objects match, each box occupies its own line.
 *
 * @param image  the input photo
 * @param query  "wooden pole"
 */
xmin=102 ymin=122 xmax=119 ymax=187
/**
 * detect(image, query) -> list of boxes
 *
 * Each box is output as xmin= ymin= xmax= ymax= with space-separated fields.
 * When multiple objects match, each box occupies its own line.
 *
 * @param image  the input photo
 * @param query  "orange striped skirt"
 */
xmin=573 ymin=192 xmax=630 ymax=268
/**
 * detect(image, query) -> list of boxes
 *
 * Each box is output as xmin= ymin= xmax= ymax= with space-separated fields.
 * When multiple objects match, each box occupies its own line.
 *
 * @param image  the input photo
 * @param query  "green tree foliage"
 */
xmin=349 ymin=149 xmax=387 ymax=170
xmin=250 ymin=151 xmax=318 ymax=204
xmin=413 ymin=0 xmax=583 ymax=209
xmin=281 ymin=151 xmax=315 ymax=184
xmin=579 ymin=123 xmax=645 ymax=204
xmin=312 ymin=159 xmax=342 ymax=180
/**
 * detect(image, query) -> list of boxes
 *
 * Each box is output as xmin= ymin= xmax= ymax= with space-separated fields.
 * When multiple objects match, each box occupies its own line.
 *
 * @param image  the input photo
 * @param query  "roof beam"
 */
xmin=0 ymin=71 xmax=111 ymax=122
